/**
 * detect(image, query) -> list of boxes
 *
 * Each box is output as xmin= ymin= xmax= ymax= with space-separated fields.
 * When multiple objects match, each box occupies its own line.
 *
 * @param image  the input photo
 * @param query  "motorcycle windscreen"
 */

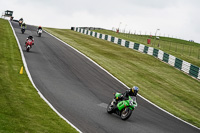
xmin=130 ymin=96 xmax=137 ymax=102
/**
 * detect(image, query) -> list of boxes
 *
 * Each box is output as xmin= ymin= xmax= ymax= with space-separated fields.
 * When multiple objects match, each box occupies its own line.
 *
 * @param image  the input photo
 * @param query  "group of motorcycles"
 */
xmin=18 ymin=18 xmax=138 ymax=120
xmin=18 ymin=18 xmax=43 ymax=52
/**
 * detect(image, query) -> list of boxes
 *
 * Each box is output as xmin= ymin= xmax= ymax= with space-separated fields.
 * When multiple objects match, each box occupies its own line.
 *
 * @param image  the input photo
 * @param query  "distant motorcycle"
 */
xmin=107 ymin=92 xmax=137 ymax=120
xmin=21 ymin=26 xmax=25 ymax=34
xmin=37 ymin=29 xmax=42 ymax=37
xmin=25 ymin=39 xmax=33 ymax=52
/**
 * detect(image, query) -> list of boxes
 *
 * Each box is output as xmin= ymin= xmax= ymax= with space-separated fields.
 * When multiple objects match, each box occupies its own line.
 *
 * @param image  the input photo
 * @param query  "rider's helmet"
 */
xmin=130 ymin=86 xmax=139 ymax=96
xmin=28 ymin=36 xmax=33 ymax=40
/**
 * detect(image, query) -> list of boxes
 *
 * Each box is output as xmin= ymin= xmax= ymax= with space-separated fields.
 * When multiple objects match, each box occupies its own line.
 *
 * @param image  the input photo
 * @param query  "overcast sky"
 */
xmin=1 ymin=0 xmax=200 ymax=43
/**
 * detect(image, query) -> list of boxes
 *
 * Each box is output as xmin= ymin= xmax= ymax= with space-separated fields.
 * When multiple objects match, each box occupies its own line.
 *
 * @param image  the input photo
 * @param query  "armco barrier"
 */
xmin=73 ymin=27 xmax=200 ymax=80
xmin=182 ymin=61 xmax=191 ymax=74
xmin=168 ymin=55 xmax=176 ymax=66
xmin=158 ymin=50 xmax=164 ymax=60
xmin=144 ymin=46 xmax=149 ymax=54
xmin=189 ymin=65 xmax=199 ymax=78
xmin=147 ymin=47 xmax=154 ymax=55
xmin=125 ymin=41 xmax=129 ymax=48
xmin=153 ymin=49 xmax=159 ymax=57
xmin=163 ymin=53 xmax=169 ymax=63
xmin=138 ymin=44 xmax=145 ymax=52
xmin=175 ymin=58 xmax=183 ymax=70
xmin=134 ymin=43 xmax=140 ymax=50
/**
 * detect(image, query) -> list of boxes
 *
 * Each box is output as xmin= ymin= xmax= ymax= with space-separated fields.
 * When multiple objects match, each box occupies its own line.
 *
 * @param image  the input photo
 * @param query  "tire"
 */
xmin=120 ymin=107 xmax=132 ymax=120
xmin=107 ymin=102 xmax=114 ymax=114
xmin=39 ymin=33 xmax=41 ymax=37
xmin=26 ymin=47 xmax=29 ymax=52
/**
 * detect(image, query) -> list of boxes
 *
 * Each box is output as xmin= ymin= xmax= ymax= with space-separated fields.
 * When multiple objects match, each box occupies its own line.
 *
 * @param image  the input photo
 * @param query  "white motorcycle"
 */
xmin=37 ymin=29 xmax=42 ymax=37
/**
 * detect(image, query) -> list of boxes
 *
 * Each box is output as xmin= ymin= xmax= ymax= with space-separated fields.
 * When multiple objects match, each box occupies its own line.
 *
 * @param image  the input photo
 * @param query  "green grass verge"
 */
xmin=0 ymin=19 xmax=78 ymax=133
xmin=44 ymin=27 xmax=200 ymax=128
xmin=92 ymin=30 xmax=200 ymax=67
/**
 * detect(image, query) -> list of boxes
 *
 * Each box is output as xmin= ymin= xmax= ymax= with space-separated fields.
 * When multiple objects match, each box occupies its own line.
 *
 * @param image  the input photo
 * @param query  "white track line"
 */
xmin=44 ymin=29 xmax=200 ymax=130
xmin=9 ymin=21 xmax=82 ymax=133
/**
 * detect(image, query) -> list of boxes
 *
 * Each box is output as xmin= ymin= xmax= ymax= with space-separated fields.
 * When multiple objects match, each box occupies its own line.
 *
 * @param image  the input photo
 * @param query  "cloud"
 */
xmin=1 ymin=0 xmax=200 ymax=43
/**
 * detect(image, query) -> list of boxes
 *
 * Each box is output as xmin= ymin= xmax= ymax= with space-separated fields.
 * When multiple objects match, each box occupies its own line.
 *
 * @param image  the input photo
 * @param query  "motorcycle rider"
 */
xmin=25 ymin=35 xmax=34 ymax=47
xmin=19 ymin=18 xmax=23 ymax=26
xmin=112 ymin=86 xmax=139 ymax=110
xmin=37 ymin=26 xmax=42 ymax=30
xmin=19 ymin=18 xmax=23 ymax=21
xmin=37 ymin=26 xmax=42 ymax=33
xmin=21 ymin=23 xmax=27 ymax=29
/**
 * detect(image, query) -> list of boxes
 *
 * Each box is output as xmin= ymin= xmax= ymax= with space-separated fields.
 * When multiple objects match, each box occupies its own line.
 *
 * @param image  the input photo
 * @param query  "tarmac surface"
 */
xmin=11 ymin=21 xmax=199 ymax=133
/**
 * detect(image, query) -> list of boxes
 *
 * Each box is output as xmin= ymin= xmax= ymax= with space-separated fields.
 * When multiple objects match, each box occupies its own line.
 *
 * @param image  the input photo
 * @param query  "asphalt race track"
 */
xmin=11 ymin=21 xmax=199 ymax=133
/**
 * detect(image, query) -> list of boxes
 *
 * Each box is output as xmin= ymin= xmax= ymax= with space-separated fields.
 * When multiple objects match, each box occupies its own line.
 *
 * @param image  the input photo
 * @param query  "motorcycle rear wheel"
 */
xmin=121 ymin=107 xmax=132 ymax=120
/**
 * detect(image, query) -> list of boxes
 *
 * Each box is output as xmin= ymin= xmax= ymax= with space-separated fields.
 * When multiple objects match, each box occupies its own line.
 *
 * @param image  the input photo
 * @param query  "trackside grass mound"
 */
xmin=44 ymin=27 xmax=200 ymax=128
xmin=93 ymin=30 xmax=200 ymax=67
xmin=0 ymin=19 xmax=78 ymax=133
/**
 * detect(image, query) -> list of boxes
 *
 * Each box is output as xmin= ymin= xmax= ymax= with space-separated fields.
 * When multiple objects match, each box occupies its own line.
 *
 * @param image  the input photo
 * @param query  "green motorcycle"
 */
xmin=107 ymin=92 xmax=137 ymax=120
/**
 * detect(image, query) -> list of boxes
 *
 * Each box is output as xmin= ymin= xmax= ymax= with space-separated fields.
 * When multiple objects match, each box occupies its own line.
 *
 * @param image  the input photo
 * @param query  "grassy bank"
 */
xmin=44 ymin=27 xmax=200 ymax=128
xmin=93 ymin=30 xmax=200 ymax=67
xmin=0 ymin=19 xmax=78 ymax=133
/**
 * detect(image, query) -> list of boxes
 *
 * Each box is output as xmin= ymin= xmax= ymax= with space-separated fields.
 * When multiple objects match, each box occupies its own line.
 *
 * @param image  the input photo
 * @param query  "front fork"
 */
xmin=111 ymin=98 xmax=116 ymax=106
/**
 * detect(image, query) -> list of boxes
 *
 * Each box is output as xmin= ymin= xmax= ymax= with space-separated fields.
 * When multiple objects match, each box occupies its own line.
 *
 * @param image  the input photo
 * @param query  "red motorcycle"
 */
xmin=25 ymin=39 xmax=33 ymax=52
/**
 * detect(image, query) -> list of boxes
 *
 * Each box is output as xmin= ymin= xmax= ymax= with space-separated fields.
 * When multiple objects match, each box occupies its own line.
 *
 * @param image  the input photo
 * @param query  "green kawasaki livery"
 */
xmin=107 ymin=92 xmax=137 ymax=120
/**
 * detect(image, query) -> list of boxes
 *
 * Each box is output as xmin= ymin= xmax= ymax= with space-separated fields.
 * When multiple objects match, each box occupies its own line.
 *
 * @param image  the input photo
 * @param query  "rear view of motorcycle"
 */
xmin=37 ymin=29 xmax=42 ymax=37
xmin=21 ymin=26 xmax=25 ymax=34
xmin=25 ymin=39 xmax=33 ymax=52
xmin=107 ymin=92 xmax=137 ymax=120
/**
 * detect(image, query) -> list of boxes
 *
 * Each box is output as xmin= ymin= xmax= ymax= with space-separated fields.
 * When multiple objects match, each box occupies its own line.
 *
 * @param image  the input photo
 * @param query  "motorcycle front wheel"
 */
xmin=26 ymin=47 xmax=30 ymax=52
xmin=107 ymin=102 xmax=114 ymax=114
xmin=121 ymin=107 xmax=132 ymax=120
